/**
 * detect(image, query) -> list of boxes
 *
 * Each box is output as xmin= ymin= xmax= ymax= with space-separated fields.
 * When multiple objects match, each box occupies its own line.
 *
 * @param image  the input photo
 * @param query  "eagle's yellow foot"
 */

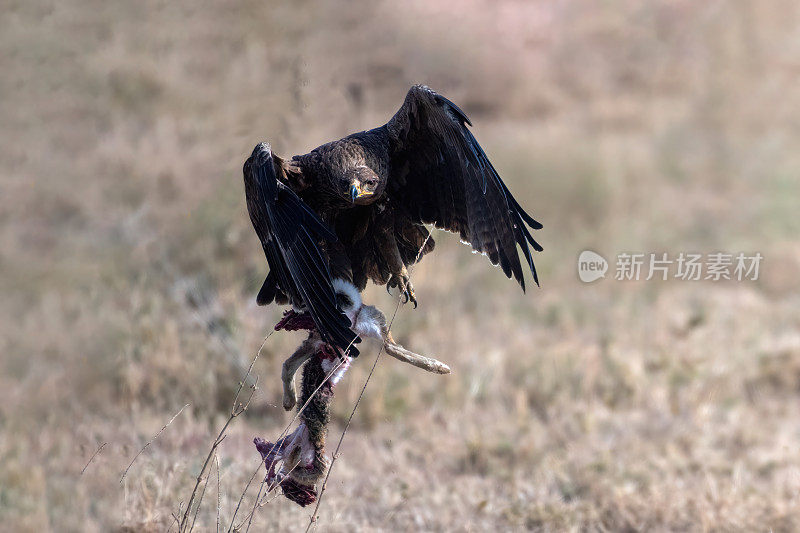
xmin=388 ymin=273 xmax=417 ymax=308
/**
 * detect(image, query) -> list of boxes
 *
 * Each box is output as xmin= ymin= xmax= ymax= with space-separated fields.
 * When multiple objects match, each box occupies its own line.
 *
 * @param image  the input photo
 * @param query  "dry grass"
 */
xmin=2 ymin=0 xmax=800 ymax=531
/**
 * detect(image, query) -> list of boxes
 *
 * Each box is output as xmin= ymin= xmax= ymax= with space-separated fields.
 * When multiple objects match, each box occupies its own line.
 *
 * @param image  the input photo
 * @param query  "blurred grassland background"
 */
xmin=2 ymin=0 xmax=800 ymax=531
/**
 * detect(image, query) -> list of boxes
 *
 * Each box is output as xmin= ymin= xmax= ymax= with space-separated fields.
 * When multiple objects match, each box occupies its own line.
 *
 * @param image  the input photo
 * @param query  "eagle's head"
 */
xmin=298 ymin=137 xmax=388 ymax=206
xmin=341 ymin=165 xmax=385 ymax=205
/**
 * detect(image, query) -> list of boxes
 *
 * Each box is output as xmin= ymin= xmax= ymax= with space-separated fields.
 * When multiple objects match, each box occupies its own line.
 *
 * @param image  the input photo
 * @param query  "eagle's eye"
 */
xmin=364 ymin=178 xmax=378 ymax=188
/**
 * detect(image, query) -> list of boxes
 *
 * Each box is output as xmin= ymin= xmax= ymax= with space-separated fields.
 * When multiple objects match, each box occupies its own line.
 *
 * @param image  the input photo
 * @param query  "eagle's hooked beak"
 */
xmin=350 ymin=183 xmax=370 ymax=202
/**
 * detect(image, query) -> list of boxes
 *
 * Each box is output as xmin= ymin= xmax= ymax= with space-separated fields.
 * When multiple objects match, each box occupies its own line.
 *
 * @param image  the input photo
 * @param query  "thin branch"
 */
xmin=231 ymin=332 xmax=271 ymax=415
xmin=189 ymin=451 xmax=215 ymax=533
xmin=178 ymin=330 xmax=271 ymax=533
xmin=169 ymin=502 xmax=183 ymax=533
xmin=227 ymin=461 xmax=263 ymax=533
xmin=80 ymin=442 xmax=107 ymax=476
xmin=179 ymin=380 xmax=255 ymax=532
xmin=120 ymin=403 xmax=190 ymax=484
xmin=216 ymin=454 xmax=221 ymax=533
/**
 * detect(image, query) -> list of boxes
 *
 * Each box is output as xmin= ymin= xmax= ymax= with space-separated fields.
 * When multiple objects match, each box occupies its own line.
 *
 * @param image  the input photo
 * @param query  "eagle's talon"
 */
xmin=388 ymin=273 xmax=417 ymax=307
xmin=406 ymin=284 xmax=418 ymax=307
xmin=403 ymin=281 xmax=417 ymax=307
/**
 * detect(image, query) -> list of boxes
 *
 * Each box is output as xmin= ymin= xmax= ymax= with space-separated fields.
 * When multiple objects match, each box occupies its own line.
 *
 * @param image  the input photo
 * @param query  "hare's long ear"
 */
xmin=383 ymin=331 xmax=451 ymax=375
xmin=356 ymin=303 xmax=450 ymax=374
xmin=273 ymin=153 xmax=311 ymax=191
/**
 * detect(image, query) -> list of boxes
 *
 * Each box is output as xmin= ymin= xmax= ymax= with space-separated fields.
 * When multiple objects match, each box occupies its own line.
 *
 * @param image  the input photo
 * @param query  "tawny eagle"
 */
xmin=244 ymin=85 xmax=543 ymax=356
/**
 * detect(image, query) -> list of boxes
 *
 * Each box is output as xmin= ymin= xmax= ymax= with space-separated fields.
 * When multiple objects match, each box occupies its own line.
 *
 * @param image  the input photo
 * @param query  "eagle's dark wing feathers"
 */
xmin=244 ymin=143 xmax=360 ymax=354
xmin=386 ymin=85 xmax=543 ymax=289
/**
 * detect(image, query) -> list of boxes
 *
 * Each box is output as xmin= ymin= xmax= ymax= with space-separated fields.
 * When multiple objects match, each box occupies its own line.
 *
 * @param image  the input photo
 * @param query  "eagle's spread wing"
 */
xmin=244 ymin=143 xmax=360 ymax=354
xmin=385 ymin=85 xmax=543 ymax=289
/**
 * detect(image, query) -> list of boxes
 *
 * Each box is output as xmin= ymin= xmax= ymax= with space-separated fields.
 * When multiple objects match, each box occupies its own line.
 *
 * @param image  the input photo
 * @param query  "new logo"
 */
xmin=578 ymin=250 xmax=608 ymax=283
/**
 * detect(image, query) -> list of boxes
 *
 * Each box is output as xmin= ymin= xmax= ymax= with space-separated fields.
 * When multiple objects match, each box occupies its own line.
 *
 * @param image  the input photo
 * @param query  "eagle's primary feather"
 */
xmin=243 ymin=85 xmax=543 ymax=355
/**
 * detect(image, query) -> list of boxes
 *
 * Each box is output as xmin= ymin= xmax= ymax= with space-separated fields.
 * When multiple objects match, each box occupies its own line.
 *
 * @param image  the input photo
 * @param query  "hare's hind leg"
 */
xmin=282 ymin=337 xmax=317 ymax=411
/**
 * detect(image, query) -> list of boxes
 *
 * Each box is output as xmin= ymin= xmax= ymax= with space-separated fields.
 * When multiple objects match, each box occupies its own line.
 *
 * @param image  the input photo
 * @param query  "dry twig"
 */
xmin=189 ymin=451 xmax=215 ymax=532
xmin=120 ymin=403 xmax=190 ymax=484
xmin=80 ymin=442 xmax=107 ymax=476
xmin=216 ymin=454 xmax=221 ymax=533
xmin=177 ymin=331 xmax=271 ymax=533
